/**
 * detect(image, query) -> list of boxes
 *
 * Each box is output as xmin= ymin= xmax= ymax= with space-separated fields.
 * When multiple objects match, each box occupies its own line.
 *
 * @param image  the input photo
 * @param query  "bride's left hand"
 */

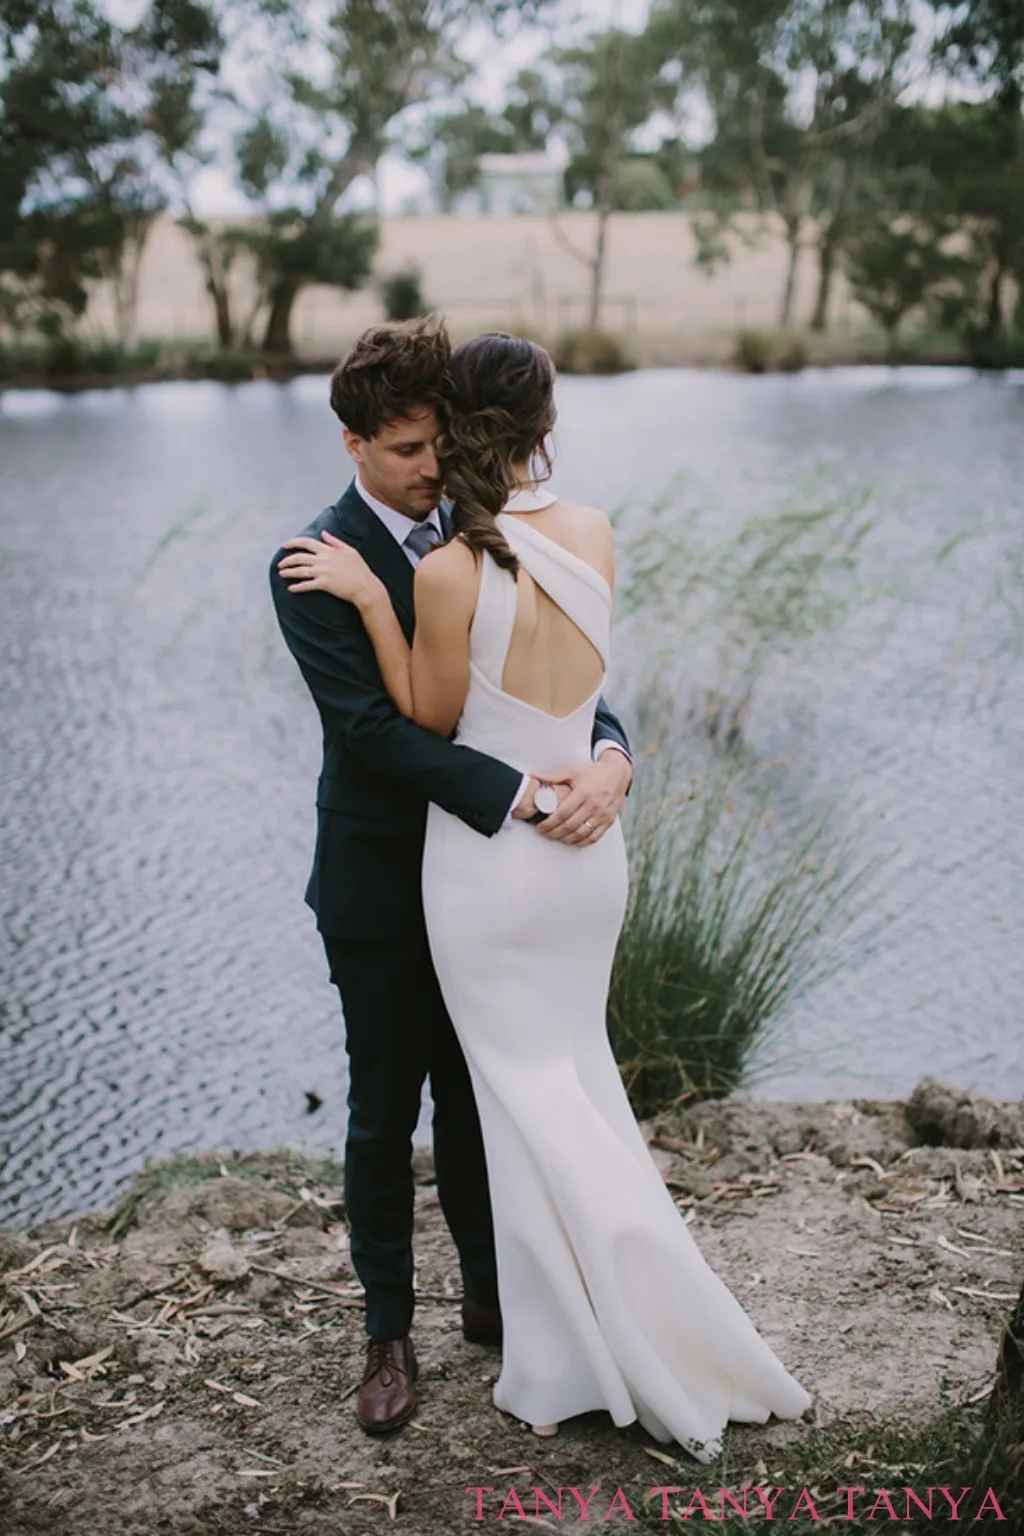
xmin=278 ymin=530 xmax=382 ymax=606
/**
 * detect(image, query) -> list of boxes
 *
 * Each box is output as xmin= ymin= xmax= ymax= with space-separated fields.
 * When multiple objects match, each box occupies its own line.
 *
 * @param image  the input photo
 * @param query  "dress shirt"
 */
xmin=354 ymin=475 xmax=443 ymax=567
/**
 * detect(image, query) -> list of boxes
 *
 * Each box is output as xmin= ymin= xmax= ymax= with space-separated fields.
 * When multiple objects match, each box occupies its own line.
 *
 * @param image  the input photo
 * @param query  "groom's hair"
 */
xmin=329 ymin=317 xmax=451 ymax=439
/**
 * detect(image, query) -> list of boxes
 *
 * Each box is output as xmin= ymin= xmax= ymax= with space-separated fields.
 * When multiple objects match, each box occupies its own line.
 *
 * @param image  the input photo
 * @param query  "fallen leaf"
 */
xmin=643 ymin=1446 xmax=679 ymax=1467
xmin=936 ymin=1235 xmax=973 ymax=1258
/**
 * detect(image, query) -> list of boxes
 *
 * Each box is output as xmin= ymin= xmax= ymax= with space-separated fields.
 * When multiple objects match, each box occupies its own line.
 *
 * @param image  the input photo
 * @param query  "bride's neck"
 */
xmin=509 ymin=460 xmax=536 ymax=491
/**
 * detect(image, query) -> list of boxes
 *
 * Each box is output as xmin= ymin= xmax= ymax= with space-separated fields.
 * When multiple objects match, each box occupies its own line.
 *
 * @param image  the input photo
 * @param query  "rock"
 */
xmin=197 ymin=1228 xmax=250 ymax=1282
xmin=411 ymin=1147 xmax=436 ymax=1185
xmin=905 ymin=1077 xmax=1024 ymax=1150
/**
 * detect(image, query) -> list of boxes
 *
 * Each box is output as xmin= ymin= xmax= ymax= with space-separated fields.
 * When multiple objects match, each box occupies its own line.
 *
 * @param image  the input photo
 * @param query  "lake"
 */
xmin=1 ymin=366 xmax=1022 ymax=1229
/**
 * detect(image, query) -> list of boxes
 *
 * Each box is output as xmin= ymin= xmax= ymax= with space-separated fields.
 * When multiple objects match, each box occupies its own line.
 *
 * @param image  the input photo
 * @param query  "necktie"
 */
xmin=404 ymin=520 xmax=442 ymax=563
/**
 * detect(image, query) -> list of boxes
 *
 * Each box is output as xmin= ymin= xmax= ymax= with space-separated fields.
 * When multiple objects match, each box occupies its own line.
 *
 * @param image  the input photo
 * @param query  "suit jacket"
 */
xmin=269 ymin=480 xmax=632 ymax=938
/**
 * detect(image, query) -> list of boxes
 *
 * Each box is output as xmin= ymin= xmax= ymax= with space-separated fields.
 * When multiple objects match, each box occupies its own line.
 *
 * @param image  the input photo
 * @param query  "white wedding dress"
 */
xmin=422 ymin=490 xmax=812 ymax=1461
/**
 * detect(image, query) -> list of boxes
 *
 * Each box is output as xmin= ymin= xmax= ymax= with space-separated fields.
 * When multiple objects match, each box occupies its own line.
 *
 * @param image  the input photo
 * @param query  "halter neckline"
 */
xmin=503 ymin=485 xmax=558 ymax=513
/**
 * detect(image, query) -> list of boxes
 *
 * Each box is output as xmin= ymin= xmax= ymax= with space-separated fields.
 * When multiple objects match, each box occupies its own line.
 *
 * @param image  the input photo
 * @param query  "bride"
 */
xmin=276 ymin=331 xmax=812 ymax=1461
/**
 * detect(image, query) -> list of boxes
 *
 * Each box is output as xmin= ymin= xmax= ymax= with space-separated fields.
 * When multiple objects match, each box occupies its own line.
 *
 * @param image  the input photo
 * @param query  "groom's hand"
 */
xmin=534 ymin=749 xmax=632 ymax=847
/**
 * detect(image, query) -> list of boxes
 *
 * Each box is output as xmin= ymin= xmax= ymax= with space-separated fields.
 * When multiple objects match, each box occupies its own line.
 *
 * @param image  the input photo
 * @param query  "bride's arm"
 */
xmin=359 ymin=543 xmax=475 ymax=733
xmin=404 ymin=540 xmax=477 ymax=736
xmin=279 ymin=530 xmax=477 ymax=734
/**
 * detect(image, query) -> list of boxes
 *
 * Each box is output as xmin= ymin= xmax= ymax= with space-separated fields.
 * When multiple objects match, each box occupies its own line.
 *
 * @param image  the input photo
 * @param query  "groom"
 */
xmin=268 ymin=318 xmax=633 ymax=1434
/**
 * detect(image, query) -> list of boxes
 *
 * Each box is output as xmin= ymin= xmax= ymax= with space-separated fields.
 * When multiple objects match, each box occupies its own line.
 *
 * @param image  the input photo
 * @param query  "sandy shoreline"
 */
xmin=1 ymin=1077 xmax=1021 ymax=1533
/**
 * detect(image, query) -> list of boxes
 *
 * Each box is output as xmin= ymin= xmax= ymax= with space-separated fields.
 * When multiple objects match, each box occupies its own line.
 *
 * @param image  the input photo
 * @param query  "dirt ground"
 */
xmin=2 ymin=1077 xmax=1022 ymax=1536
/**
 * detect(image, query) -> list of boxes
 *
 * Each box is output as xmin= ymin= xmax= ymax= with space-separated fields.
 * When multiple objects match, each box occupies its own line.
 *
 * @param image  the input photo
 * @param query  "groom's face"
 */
xmin=344 ymin=405 xmax=442 ymax=521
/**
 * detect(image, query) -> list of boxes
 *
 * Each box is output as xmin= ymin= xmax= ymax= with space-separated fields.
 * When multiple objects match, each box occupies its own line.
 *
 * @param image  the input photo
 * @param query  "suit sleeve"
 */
xmin=270 ymin=560 xmax=522 ymax=836
xmin=591 ymin=694 xmax=632 ymax=761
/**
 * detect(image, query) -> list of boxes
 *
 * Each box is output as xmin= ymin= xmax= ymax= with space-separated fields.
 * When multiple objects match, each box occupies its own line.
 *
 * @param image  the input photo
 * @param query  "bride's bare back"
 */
xmin=498 ymin=500 xmax=615 ymax=719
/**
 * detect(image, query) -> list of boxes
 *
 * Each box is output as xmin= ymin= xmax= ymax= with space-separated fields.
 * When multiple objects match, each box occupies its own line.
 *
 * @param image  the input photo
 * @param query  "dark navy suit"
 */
xmin=269 ymin=480 xmax=631 ymax=1338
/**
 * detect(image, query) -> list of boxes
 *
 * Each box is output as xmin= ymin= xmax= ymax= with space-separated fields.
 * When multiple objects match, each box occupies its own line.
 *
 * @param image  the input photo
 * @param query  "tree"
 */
xmin=854 ymin=97 xmax=1024 ymax=358
xmin=648 ymin=0 xmax=916 ymax=330
xmin=413 ymin=104 xmax=514 ymax=211
xmin=844 ymin=218 xmax=971 ymax=358
xmin=0 ymin=1 xmax=142 ymax=350
xmin=411 ymin=66 xmax=564 ymax=211
xmin=129 ymin=0 xmax=235 ymax=347
xmin=225 ymin=0 xmax=550 ymax=355
xmin=928 ymin=0 xmax=1024 ymax=345
xmin=547 ymin=25 xmax=674 ymax=327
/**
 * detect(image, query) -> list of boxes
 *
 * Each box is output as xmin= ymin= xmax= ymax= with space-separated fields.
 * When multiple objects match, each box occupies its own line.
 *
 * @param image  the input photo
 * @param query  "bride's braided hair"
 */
xmin=440 ymin=334 xmax=557 ymax=577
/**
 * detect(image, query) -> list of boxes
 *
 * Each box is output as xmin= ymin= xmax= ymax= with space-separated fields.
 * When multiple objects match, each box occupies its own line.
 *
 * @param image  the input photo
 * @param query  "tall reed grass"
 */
xmin=604 ymin=480 xmax=891 ymax=1113
xmin=608 ymin=750 xmax=876 ymax=1115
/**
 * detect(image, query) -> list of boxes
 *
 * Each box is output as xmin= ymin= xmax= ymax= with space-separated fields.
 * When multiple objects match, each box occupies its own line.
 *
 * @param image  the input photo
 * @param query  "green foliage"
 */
xmin=551 ymin=327 xmax=634 ymax=374
xmin=733 ymin=326 xmax=807 ymax=371
xmin=0 ymin=0 xmax=226 ymax=352
xmin=377 ymin=263 xmax=429 ymax=321
xmin=611 ymin=157 xmax=678 ymax=211
xmin=843 ymin=218 xmax=975 ymax=359
xmin=647 ymin=0 xmax=920 ymax=329
xmin=411 ymin=104 xmax=516 ymax=210
xmin=609 ymin=756 xmax=871 ymax=1116
xmin=733 ymin=327 xmax=772 ymax=372
xmin=221 ymin=0 xmax=552 ymax=352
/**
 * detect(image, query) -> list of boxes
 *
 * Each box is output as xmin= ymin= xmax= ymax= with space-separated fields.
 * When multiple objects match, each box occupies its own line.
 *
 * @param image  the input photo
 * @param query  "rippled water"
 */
xmin=2 ymin=368 xmax=1022 ymax=1229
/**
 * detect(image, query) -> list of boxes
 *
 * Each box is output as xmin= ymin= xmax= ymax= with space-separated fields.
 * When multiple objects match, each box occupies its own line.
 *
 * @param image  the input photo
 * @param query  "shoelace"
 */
xmin=365 ymin=1340 xmax=411 ymax=1386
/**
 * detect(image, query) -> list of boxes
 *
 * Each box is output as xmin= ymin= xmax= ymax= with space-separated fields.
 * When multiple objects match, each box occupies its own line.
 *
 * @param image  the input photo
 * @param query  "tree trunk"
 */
xmin=779 ymin=218 xmax=801 ymax=328
xmin=987 ymin=258 xmax=1007 ymax=340
xmin=810 ymin=235 xmax=836 ymax=333
xmin=588 ymin=206 xmax=610 ymax=330
xmin=103 ymin=212 xmax=157 ymax=357
xmin=587 ymin=25 xmax=623 ymax=332
xmin=885 ymin=320 xmax=900 ymax=365
xmin=810 ymin=160 xmax=850 ymax=334
xmin=261 ymin=276 xmax=301 ymax=355
xmin=112 ymin=262 xmax=140 ymax=355
xmin=210 ymin=277 xmax=233 ymax=350
xmin=194 ymin=238 xmax=234 ymax=349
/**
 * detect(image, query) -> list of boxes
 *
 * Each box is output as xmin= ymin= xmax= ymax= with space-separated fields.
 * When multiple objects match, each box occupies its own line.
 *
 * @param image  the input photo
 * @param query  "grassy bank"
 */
xmin=2 ymin=322 xmax=1022 ymax=393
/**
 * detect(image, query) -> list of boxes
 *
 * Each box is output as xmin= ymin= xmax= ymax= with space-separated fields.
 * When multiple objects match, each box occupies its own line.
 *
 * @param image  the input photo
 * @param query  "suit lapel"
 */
xmin=331 ymin=482 xmax=416 ymax=638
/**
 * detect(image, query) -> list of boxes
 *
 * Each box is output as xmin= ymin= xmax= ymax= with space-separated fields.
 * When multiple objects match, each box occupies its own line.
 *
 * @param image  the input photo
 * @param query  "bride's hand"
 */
xmin=278 ymin=530 xmax=383 ymax=607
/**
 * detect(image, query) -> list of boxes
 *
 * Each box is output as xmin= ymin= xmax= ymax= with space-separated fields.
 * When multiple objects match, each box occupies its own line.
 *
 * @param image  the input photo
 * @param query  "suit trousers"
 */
xmin=323 ymin=923 xmax=500 ymax=1340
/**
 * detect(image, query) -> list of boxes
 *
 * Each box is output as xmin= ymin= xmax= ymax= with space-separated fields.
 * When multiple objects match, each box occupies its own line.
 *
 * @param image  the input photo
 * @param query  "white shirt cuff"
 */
xmin=593 ymin=739 xmax=631 ymax=764
xmin=502 ymin=773 xmax=532 ymax=829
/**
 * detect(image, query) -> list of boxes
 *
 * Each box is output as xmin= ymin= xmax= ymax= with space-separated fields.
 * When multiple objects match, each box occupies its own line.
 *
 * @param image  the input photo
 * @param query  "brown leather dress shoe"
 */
xmin=355 ymin=1337 xmax=417 ymax=1433
xmin=462 ymin=1296 xmax=503 ymax=1347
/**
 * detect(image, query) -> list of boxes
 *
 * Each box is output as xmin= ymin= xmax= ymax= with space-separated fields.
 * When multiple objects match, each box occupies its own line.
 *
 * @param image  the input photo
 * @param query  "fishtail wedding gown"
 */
xmin=421 ymin=491 xmax=812 ymax=1461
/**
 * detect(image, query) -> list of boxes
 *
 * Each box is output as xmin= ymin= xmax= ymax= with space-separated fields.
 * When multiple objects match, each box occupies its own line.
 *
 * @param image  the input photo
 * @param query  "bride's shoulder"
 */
xmin=547 ymin=499 xmax=615 ymax=579
xmin=553 ymin=498 xmax=614 ymax=542
xmin=413 ymin=536 xmax=479 ymax=608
